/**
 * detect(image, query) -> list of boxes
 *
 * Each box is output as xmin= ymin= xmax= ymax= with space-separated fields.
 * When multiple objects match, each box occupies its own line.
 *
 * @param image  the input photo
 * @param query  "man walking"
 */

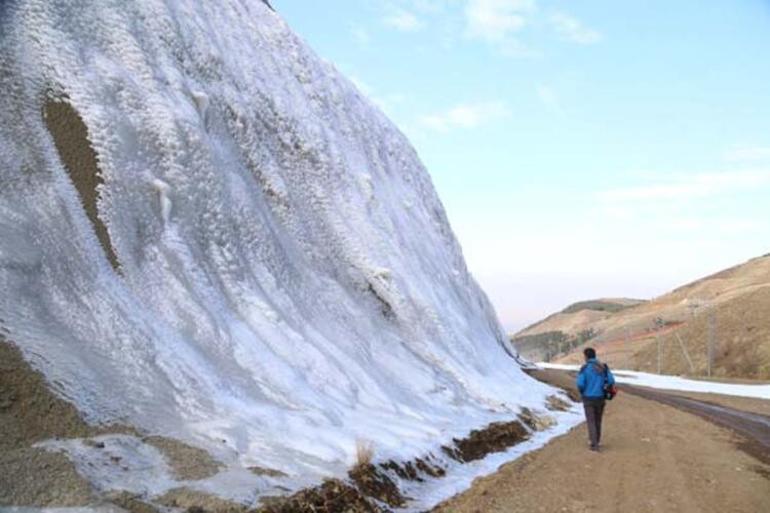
xmin=576 ymin=347 xmax=615 ymax=452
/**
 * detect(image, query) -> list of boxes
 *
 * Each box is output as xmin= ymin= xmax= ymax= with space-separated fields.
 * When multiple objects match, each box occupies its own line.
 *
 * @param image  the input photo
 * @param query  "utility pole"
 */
xmin=624 ymin=327 xmax=631 ymax=370
xmin=675 ymin=332 xmax=695 ymax=374
xmin=654 ymin=317 xmax=664 ymax=374
xmin=707 ymin=311 xmax=716 ymax=378
xmin=687 ymin=298 xmax=701 ymax=319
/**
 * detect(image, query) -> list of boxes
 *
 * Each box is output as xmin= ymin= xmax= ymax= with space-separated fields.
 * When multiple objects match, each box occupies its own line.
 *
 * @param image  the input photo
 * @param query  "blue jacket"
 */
xmin=576 ymin=359 xmax=615 ymax=399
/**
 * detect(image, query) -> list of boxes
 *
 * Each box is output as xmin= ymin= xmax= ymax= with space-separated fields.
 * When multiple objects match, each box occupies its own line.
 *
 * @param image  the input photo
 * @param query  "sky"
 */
xmin=273 ymin=0 xmax=770 ymax=332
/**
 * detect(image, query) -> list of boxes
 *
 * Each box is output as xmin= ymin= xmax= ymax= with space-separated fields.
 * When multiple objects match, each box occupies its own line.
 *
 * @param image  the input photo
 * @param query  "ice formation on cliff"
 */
xmin=0 ymin=0 xmax=566 ymax=504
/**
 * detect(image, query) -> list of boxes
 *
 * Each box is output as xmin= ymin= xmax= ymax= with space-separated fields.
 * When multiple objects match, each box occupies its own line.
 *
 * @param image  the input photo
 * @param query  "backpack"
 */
xmin=602 ymin=363 xmax=617 ymax=401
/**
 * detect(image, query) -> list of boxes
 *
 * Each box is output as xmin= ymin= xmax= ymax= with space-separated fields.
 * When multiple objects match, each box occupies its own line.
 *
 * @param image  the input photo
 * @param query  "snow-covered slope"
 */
xmin=0 ymin=0 xmax=557 ymax=502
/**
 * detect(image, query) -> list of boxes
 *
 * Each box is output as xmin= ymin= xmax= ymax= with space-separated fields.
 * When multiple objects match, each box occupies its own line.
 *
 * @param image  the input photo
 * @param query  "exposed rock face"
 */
xmin=44 ymin=100 xmax=120 ymax=270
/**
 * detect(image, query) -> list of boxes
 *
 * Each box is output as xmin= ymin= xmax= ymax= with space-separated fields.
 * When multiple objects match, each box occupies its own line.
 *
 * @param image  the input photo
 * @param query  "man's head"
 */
xmin=583 ymin=347 xmax=597 ymax=361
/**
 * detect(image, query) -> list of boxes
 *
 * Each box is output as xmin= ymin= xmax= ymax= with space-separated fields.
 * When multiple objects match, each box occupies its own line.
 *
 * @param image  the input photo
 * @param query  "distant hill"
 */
xmin=561 ymin=299 xmax=645 ymax=314
xmin=511 ymin=298 xmax=645 ymax=362
xmin=511 ymin=255 xmax=770 ymax=380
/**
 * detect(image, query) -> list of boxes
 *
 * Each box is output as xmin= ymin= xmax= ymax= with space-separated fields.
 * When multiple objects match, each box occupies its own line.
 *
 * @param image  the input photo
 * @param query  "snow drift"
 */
xmin=0 ymin=0 xmax=560 ymax=503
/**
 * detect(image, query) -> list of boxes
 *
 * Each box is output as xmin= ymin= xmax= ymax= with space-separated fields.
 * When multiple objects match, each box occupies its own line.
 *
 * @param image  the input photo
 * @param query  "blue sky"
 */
xmin=274 ymin=0 xmax=770 ymax=331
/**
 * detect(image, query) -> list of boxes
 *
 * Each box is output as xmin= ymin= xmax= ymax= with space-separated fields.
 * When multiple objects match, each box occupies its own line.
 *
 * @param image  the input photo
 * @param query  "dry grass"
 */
xmin=534 ymin=255 xmax=770 ymax=379
xmin=355 ymin=439 xmax=375 ymax=469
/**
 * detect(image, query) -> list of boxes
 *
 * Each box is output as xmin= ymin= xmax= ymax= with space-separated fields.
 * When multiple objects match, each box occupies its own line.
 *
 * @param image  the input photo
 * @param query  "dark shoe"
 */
xmin=590 ymin=445 xmax=600 ymax=452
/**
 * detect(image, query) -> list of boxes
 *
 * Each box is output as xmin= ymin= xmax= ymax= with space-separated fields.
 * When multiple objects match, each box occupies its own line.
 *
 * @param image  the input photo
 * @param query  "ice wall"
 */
xmin=0 ymin=0 xmax=553 ymax=498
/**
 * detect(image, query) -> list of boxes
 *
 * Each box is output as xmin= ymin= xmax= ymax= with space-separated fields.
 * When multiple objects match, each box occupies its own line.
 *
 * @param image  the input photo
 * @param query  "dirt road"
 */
xmin=432 ymin=369 xmax=770 ymax=513
xmin=621 ymin=385 xmax=770 ymax=466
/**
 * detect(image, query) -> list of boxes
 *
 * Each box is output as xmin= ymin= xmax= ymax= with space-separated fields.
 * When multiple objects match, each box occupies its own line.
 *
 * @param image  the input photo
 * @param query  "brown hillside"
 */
xmin=520 ymin=255 xmax=770 ymax=380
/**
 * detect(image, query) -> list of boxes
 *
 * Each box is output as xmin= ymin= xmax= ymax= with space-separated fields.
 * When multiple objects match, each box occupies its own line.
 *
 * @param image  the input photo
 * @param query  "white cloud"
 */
xmin=598 ymin=170 xmax=770 ymax=202
xmin=418 ymin=101 xmax=509 ymax=131
xmin=549 ymin=11 xmax=602 ymax=45
xmin=535 ymin=84 xmax=563 ymax=115
xmin=383 ymin=9 xmax=424 ymax=32
xmin=465 ymin=0 xmax=536 ymax=42
xmin=409 ymin=0 xmax=451 ymax=15
xmin=724 ymin=145 xmax=770 ymax=163
xmin=350 ymin=24 xmax=371 ymax=46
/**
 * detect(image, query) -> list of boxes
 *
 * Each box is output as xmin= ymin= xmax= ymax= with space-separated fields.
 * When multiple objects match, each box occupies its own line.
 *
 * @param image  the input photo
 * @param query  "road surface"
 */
xmin=432 ymin=369 xmax=770 ymax=513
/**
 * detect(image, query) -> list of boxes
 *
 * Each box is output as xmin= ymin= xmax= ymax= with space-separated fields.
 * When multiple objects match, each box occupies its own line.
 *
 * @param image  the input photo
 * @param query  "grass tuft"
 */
xmin=355 ymin=439 xmax=375 ymax=468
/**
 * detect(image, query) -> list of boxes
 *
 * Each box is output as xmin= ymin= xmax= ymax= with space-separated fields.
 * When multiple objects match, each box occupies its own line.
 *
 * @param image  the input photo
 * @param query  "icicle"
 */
xmin=152 ymin=178 xmax=172 ymax=225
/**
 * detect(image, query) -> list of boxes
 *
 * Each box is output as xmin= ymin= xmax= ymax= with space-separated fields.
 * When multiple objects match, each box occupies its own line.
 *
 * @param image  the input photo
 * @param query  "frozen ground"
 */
xmin=395 ymin=405 xmax=584 ymax=513
xmin=0 ymin=0 xmax=566 ymax=506
xmin=538 ymin=363 xmax=770 ymax=399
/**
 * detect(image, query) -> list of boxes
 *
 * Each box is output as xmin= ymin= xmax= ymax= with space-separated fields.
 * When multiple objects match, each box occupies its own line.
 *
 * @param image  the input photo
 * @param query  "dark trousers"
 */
xmin=583 ymin=398 xmax=606 ymax=448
